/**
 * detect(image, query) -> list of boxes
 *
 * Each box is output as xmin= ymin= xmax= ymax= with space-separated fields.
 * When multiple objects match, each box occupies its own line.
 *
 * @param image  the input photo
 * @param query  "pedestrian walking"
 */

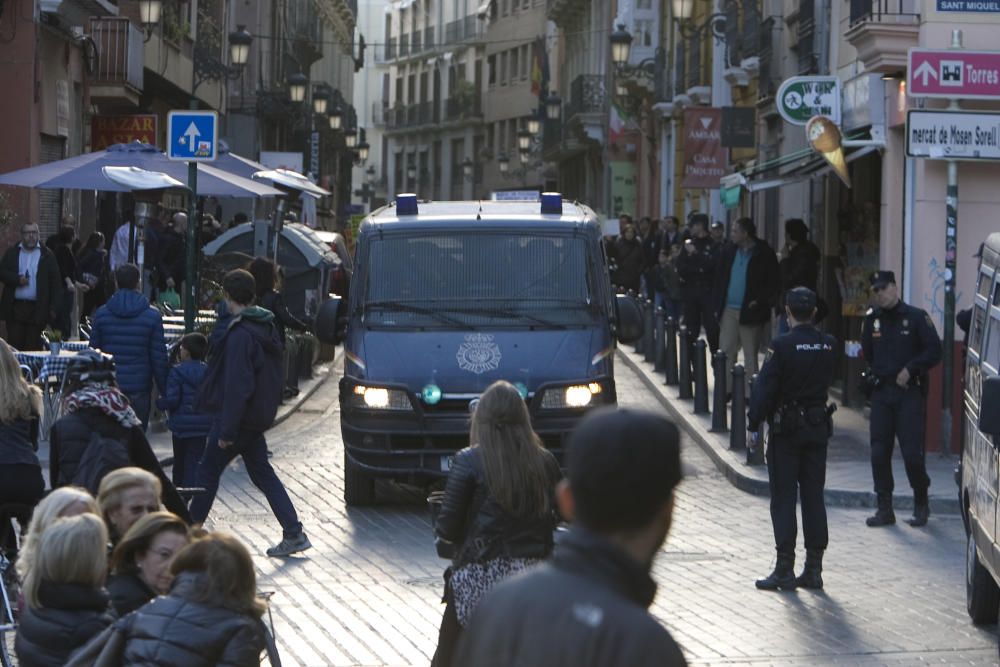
xmin=74 ymin=532 xmax=269 ymax=667
xmin=107 ymin=511 xmax=191 ymax=615
xmin=638 ymin=217 xmax=661 ymax=300
xmin=0 ymin=340 xmax=45 ymax=535
xmin=0 ymin=222 xmax=62 ymax=350
xmin=189 ymin=269 xmax=311 ymax=557
xmin=749 ymin=287 xmax=836 ymax=591
xmin=15 ymin=513 xmax=114 ymax=667
xmin=246 ymin=257 xmax=310 ymax=345
xmin=861 ymin=270 xmax=942 ymax=528
xmin=52 ymin=225 xmax=87 ymax=340
xmin=16 ymin=486 xmax=98 ymax=583
xmin=652 ymin=246 xmax=683 ymax=321
xmin=676 ymin=213 xmax=720 ymax=355
xmin=156 ymin=211 xmax=187 ymax=298
xmin=453 ymin=408 xmax=687 ymax=667
xmin=715 ymin=217 xmax=780 ymax=392
xmin=611 ymin=224 xmax=644 ymax=294
xmin=661 ymin=215 xmax=682 ymax=250
xmin=156 ymin=332 xmax=212 ymax=488
xmin=778 ymin=219 xmax=821 ymax=333
xmin=430 ymin=380 xmax=562 ymax=667
xmin=76 ymin=231 xmax=109 ymax=321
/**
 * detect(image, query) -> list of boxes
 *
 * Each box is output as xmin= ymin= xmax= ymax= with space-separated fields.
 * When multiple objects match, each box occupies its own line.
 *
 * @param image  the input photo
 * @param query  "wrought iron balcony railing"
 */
xmin=89 ymin=17 xmax=144 ymax=92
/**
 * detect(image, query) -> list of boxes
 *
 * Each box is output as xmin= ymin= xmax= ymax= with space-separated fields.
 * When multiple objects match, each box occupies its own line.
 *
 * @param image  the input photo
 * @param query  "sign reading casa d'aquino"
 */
xmin=937 ymin=0 xmax=1000 ymax=11
xmin=90 ymin=115 xmax=158 ymax=150
xmin=682 ymin=107 xmax=726 ymax=189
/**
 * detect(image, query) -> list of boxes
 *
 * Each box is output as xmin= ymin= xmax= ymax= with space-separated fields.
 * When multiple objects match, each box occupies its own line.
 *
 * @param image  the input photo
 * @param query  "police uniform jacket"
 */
xmin=675 ymin=236 xmax=718 ymax=291
xmin=860 ymin=301 xmax=942 ymax=384
xmin=748 ymin=324 xmax=836 ymax=432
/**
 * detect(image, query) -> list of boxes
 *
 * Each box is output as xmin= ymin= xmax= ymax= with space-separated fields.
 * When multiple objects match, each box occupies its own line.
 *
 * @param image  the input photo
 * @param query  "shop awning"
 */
xmin=745 ymin=144 xmax=881 ymax=193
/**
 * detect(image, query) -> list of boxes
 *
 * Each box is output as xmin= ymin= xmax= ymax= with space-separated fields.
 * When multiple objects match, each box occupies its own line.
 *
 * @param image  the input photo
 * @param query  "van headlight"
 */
xmin=540 ymin=382 xmax=603 ymax=409
xmin=349 ymin=384 xmax=413 ymax=411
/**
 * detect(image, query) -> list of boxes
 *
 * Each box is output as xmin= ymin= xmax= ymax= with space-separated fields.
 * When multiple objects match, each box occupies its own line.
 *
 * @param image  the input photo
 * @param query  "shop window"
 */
xmin=978 ymin=270 xmax=992 ymax=298
xmin=986 ymin=315 xmax=1000 ymax=371
xmin=972 ymin=305 xmax=987 ymax=355
xmin=993 ymin=280 xmax=1000 ymax=307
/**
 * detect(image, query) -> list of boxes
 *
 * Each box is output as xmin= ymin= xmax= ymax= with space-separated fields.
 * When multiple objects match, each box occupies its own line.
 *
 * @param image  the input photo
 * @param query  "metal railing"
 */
xmin=425 ymin=26 xmax=435 ymax=50
xmin=566 ymin=75 xmax=605 ymax=119
xmin=797 ymin=0 xmax=816 ymax=74
xmin=674 ymin=42 xmax=686 ymax=98
xmin=445 ymin=96 xmax=483 ymax=121
xmin=89 ymin=17 xmax=144 ymax=91
xmin=412 ymin=30 xmax=422 ymax=53
xmin=371 ymin=102 xmax=387 ymax=127
xmin=386 ymin=37 xmax=397 ymax=60
xmin=849 ymin=0 xmax=920 ymax=25
xmin=686 ymin=33 xmax=703 ymax=89
xmin=758 ymin=17 xmax=776 ymax=101
xmin=399 ymin=33 xmax=410 ymax=57
xmin=444 ymin=16 xmax=485 ymax=43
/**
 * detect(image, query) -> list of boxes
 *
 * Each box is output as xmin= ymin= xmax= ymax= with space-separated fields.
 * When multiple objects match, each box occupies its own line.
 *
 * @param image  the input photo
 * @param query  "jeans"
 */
xmin=171 ymin=434 xmax=206 ymax=488
xmin=127 ymin=390 xmax=151 ymax=431
xmin=190 ymin=424 xmax=303 ymax=537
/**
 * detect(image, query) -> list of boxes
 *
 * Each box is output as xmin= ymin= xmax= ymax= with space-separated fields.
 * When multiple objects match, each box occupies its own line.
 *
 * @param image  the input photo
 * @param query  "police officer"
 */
xmin=861 ymin=270 xmax=942 ymax=528
xmin=750 ymin=287 xmax=836 ymax=591
xmin=676 ymin=213 xmax=720 ymax=359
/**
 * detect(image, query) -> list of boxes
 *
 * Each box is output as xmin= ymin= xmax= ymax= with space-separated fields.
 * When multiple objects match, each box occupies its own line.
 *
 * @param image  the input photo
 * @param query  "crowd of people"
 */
xmin=606 ymin=212 xmax=820 ymax=390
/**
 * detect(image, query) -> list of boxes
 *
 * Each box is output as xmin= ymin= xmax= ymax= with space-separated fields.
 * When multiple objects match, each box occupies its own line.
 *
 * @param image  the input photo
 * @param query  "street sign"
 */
xmin=775 ymin=76 xmax=841 ymax=126
xmin=908 ymin=48 xmax=1000 ymax=99
xmin=905 ymin=110 xmax=1000 ymax=160
xmin=936 ymin=0 xmax=1000 ymax=12
xmin=167 ymin=110 xmax=218 ymax=161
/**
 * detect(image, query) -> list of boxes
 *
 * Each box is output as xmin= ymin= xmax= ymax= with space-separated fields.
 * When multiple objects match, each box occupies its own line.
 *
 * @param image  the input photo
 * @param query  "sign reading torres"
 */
xmin=908 ymin=48 xmax=1000 ymax=99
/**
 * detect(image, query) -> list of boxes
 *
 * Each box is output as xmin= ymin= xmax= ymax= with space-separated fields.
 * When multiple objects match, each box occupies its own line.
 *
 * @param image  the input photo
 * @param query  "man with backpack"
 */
xmin=189 ymin=269 xmax=311 ymax=557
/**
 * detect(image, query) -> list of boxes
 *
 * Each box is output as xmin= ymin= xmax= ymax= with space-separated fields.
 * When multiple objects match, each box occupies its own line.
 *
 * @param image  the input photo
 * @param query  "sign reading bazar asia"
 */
xmin=682 ymin=107 xmax=726 ymax=189
xmin=91 ymin=115 xmax=158 ymax=150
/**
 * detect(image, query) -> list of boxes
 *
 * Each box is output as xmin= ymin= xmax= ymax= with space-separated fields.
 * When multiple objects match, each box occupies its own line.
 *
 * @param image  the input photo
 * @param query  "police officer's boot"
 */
xmin=755 ymin=552 xmax=796 ymax=591
xmin=794 ymin=548 xmax=824 ymax=590
xmin=865 ymin=493 xmax=896 ymax=527
xmin=907 ymin=488 xmax=930 ymax=527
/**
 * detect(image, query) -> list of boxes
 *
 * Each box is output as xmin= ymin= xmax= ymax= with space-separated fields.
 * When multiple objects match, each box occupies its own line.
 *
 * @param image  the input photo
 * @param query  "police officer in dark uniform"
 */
xmin=676 ymin=213 xmax=720 ymax=359
xmin=750 ymin=287 xmax=836 ymax=591
xmin=861 ymin=270 xmax=942 ymax=528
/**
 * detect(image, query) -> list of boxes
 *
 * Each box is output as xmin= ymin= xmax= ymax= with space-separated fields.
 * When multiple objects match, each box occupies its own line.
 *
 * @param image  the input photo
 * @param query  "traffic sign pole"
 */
xmin=185 ymin=100 xmax=199 ymax=334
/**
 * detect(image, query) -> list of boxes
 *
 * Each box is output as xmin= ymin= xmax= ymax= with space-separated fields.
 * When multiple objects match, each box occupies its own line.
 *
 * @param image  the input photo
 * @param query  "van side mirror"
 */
xmin=615 ymin=294 xmax=642 ymax=344
xmin=980 ymin=376 xmax=1000 ymax=439
xmin=314 ymin=295 xmax=343 ymax=345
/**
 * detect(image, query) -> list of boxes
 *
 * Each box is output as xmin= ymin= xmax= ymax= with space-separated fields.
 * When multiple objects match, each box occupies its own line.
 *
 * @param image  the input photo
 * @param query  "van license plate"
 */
xmin=440 ymin=456 xmax=453 ymax=472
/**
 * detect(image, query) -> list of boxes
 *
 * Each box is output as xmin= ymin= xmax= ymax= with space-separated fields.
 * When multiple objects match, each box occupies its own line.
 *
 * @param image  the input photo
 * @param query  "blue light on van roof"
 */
xmin=421 ymin=383 xmax=442 ymax=405
xmin=397 ymin=193 xmax=419 ymax=215
xmin=540 ymin=192 xmax=563 ymax=215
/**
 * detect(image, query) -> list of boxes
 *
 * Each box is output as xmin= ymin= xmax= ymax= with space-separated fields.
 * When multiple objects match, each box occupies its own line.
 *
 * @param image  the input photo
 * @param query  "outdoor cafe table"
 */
xmin=14 ymin=348 xmax=103 ymax=437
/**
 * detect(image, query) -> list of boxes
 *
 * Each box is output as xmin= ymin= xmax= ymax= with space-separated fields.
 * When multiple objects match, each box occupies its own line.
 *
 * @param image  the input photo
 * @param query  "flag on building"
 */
xmin=609 ymin=102 xmax=628 ymax=144
xmin=530 ymin=37 xmax=548 ymax=96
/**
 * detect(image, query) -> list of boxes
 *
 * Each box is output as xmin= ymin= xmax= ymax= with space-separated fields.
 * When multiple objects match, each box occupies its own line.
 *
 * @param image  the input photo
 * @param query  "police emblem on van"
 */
xmin=456 ymin=333 xmax=502 ymax=374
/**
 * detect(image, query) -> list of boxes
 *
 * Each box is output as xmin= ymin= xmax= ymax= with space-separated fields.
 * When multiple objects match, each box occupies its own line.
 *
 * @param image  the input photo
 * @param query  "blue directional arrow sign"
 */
xmin=167 ymin=110 xmax=218 ymax=161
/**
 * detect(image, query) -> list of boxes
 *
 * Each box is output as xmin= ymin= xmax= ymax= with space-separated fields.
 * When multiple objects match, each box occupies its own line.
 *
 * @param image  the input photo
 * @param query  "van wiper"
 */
xmin=440 ymin=305 xmax=567 ymax=328
xmin=364 ymin=301 xmax=473 ymax=328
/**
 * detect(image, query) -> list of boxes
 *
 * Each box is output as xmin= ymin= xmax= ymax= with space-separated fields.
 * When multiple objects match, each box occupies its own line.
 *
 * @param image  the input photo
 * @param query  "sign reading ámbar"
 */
xmin=776 ymin=76 xmax=841 ymax=125
xmin=682 ymin=107 xmax=726 ymax=189
xmin=90 ymin=115 xmax=158 ymax=150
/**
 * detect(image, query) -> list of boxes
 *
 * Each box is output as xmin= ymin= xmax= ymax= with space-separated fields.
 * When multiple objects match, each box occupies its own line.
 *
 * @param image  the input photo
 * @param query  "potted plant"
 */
xmin=43 ymin=327 xmax=63 ymax=355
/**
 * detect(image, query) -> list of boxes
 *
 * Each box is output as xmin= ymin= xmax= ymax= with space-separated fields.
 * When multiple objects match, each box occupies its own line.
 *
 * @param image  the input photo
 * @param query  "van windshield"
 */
xmin=361 ymin=231 xmax=600 ymax=328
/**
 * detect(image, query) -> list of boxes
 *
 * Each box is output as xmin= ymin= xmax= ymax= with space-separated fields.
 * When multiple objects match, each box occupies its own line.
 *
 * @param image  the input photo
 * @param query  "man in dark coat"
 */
xmin=454 ymin=408 xmax=687 ymax=667
xmin=715 ymin=217 xmax=779 ymax=392
xmin=0 ymin=222 xmax=62 ymax=350
xmin=778 ymin=218 xmax=822 ymax=331
xmin=676 ymin=214 xmax=720 ymax=357
xmin=189 ymin=269 xmax=311 ymax=557
xmin=88 ymin=263 xmax=168 ymax=429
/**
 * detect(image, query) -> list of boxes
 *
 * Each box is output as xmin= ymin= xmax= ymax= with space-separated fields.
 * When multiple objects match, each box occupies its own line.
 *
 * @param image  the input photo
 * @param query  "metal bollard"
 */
xmin=746 ymin=373 xmax=765 ymax=465
xmin=643 ymin=301 xmax=656 ymax=363
xmin=653 ymin=307 xmax=666 ymax=371
xmin=711 ymin=351 xmax=728 ymax=432
xmin=729 ymin=364 xmax=746 ymax=450
xmin=664 ymin=317 xmax=679 ymax=386
xmin=677 ymin=328 xmax=692 ymax=399
xmin=634 ymin=296 xmax=646 ymax=355
xmin=693 ymin=339 xmax=709 ymax=414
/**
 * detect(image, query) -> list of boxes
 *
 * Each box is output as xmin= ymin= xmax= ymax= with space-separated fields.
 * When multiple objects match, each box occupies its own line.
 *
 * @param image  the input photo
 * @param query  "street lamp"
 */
xmin=228 ymin=26 xmax=252 ymax=66
xmin=345 ymin=131 xmax=358 ymax=148
xmin=615 ymin=80 xmax=628 ymax=98
xmin=312 ymin=87 xmax=329 ymax=115
xmin=498 ymin=154 xmax=510 ymax=174
xmin=357 ymin=140 xmax=370 ymax=163
xmin=366 ymin=165 xmax=377 ymax=185
xmin=519 ymin=151 xmax=530 ymax=165
xmin=288 ymin=73 xmax=308 ymax=103
xmin=328 ymin=105 xmax=342 ymax=130
xmin=545 ymin=92 xmax=562 ymax=121
xmin=526 ymin=113 xmax=541 ymax=136
xmin=138 ymin=0 xmax=162 ymax=41
xmin=672 ymin=0 xmax=694 ymax=20
xmin=517 ymin=129 xmax=532 ymax=152
xmin=609 ymin=24 xmax=633 ymax=67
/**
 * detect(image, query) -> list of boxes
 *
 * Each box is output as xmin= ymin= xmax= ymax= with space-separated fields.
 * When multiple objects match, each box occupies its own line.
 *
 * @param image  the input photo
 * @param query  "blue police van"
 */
xmin=337 ymin=193 xmax=641 ymax=504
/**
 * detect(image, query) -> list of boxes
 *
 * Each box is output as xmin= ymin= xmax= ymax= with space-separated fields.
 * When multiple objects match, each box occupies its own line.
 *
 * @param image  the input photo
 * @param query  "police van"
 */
xmin=959 ymin=232 xmax=1000 ymax=624
xmin=336 ymin=193 xmax=641 ymax=505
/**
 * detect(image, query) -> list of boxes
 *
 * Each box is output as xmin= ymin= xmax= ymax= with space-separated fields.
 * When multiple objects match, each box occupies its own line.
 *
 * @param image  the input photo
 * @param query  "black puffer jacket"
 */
xmin=119 ymin=572 xmax=265 ymax=666
xmin=49 ymin=406 xmax=191 ymax=523
xmin=107 ymin=571 xmax=156 ymax=616
xmin=15 ymin=582 xmax=114 ymax=667
xmin=453 ymin=527 xmax=687 ymax=666
xmin=435 ymin=446 xmax=561 ymax=568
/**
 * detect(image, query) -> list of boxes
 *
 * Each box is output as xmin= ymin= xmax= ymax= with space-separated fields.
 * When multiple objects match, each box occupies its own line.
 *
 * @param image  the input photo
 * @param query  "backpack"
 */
xmin=72 ymin=431 xmax=130 ymax=494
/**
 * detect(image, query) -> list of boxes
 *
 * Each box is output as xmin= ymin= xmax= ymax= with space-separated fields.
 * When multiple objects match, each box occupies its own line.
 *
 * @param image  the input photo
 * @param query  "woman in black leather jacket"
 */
xmin=431 ymin=380 xmax=562 ymax=667
xmin=15 ymin=513 xmax=113 ymax=667
xmin=107 ymin=511 xmax=191 ymax=615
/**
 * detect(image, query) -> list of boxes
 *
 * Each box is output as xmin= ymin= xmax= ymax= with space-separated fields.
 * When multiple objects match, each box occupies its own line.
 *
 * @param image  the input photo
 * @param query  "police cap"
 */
xmin=785 ymin=287 xmax=817 ymax=311
xmin=869 ymin=270 xmax=895 ymax=289
xmin=710 ymin=220 xmax=724 ymax=229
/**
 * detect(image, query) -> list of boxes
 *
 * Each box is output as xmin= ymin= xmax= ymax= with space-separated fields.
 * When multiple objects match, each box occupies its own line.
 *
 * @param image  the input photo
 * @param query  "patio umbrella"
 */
xmin=213 ymin=148 xmax=269 ymax=181
xmin=0 ymin=141 xmax=283 ymax=197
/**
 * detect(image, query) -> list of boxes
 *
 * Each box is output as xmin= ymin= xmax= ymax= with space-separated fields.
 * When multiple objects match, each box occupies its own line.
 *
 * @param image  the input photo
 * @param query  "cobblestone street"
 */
xmin=198 ymin=357 xmax=1000 ymax=666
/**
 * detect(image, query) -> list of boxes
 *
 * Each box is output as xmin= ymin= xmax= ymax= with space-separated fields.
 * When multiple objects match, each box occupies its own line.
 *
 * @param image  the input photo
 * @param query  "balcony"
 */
xmin=444 ymin=16 xmax=485 ymax=44
xmin=845 ymin=0 xmax=919 ymax=74
xmin=412 ymin=31 xmax=422 ymax=53
xmin=546 ymin=0 xmax=586 ymax=28
xmin=372 ymin=102 xmax=387 ymax=128
xmin=89 ymin=17 xmax=143 ymax=106
xmin=400 ymin=33 xmax=410 ymax=58
xmin=564 ymin=74 xmax=605 ymax=143
xmin=445 ymin=96 xmax=483 ymax=121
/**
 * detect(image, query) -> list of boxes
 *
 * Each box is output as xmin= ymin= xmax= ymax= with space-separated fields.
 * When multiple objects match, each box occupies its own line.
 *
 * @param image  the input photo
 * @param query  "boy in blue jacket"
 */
xmin=157 ymin=332 xmax=213 ymax=488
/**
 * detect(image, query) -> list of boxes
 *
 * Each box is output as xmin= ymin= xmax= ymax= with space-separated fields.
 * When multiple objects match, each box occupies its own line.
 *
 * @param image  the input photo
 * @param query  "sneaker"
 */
xmin=266 ymin=532 xmax=312 ymax=557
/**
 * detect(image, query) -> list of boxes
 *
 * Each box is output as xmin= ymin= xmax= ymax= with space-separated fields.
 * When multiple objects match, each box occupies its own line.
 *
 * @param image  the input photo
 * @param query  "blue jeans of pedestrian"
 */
xmin=171 ymin=434 xmax=206 ymax=489
xmin=189 ymin=424 xmax=303 ymax=538
xmin=127 ymin=391 xmax=151 ymax=431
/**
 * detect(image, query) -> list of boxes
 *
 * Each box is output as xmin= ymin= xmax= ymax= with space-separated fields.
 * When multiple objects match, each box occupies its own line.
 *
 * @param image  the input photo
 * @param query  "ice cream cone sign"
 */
xmin=806 ymin=116 xmax=851 ymax=188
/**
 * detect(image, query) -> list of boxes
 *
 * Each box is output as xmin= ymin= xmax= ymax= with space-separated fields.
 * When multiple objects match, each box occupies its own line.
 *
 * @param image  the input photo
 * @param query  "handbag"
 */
xmin=65 ymin=619 xmax=128 ymax=667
